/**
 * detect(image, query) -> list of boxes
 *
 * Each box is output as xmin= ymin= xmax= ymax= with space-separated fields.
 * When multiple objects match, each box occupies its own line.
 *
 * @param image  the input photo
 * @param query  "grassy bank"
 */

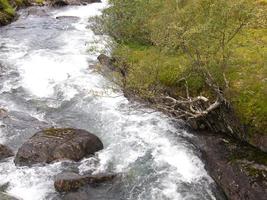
xmin=99 ymin=0 xmax=267 ymax=148
xmin=0 ymin=0 xmax=15 ymax=25
xmin=0 ymin=0 xmax=40 ymax=26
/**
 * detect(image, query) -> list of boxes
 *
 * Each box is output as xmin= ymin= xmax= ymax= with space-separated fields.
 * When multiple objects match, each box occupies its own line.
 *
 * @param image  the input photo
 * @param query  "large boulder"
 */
xmin=54 ymin=172 xmax=116 ymax=193
xmin=0 ymin=144 xmax=14 ymax=161
xmin=14 ymin=128 xmax=103 ymax=166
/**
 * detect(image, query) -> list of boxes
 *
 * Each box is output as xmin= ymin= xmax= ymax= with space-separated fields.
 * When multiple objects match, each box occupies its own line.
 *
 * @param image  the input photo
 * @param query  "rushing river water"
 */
xmin=0 ymin=2 xmax=224 ymax=200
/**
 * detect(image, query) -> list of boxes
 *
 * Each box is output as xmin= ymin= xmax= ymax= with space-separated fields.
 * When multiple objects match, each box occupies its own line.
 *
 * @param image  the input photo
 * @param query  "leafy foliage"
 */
xmin=100 ymin=0 xmax=267 ymax=136
xmin=0 ymin=0 xmax=15 ymax=16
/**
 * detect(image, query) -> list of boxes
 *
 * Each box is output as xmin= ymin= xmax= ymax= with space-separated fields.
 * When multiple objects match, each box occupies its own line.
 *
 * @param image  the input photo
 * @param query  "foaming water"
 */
xmin=0 ymin=2 xmax=223 ymax=200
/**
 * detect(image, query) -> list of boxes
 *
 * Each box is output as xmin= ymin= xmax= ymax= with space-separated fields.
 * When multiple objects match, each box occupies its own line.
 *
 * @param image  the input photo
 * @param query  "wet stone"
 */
xmin=0 ymin=192 xmax=19 ymax=200
xmin=54 ymin=172 xmax=116 ymax=193
xmin=55 ymin=16 xmax=80 ymax=22
xmin=0 ymin=108 xmax=7 ymax=119
xmin=0 ymin=144 xmax=14 ymax=161
xmin=14 ymin=128 xmax=103 ymax=166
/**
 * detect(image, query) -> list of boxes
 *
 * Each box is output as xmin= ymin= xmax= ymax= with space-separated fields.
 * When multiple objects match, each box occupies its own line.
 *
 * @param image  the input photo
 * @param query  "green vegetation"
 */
xmin=35 ymin=0 xmax=44 ymax=5
xmin=0 ymin=0 xmax=31 ymax=25
xmin=0 ymin=0 xmax=15 ymax=16
xmin=100 ymin=0 xmax=267 ymax=143
xmin=44 ymin=128 xmax=76 ymax=137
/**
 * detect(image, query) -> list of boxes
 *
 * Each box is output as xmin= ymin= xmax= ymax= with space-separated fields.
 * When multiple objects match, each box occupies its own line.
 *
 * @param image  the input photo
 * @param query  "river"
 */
xmin=0 ymin=2 xmax=224 ymax=200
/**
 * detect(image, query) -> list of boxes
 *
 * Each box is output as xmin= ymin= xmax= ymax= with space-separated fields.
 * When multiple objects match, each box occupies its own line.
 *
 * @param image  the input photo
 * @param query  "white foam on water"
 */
xmin=13 ymin=2 xmax=108 ymax=98
xmin=17 ymin=51 xmax=88 ymax=97
xmin=0 ymin=125 xmax=6 ymax=144
xmin=0 ymin=159 xmax=63 ymax=200
xmin=78 ymin=97 xmax=215 ymax=199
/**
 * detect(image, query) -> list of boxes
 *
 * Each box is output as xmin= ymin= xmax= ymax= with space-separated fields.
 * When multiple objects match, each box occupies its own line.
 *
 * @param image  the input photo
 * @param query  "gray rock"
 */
xmin=0 ymin=144 xmax=14 ymax=161
xmin=27 ymin=7 xmax=49 ymax=17
xmin=14 ymin=128 xmax=103 ymax=166
xmin=63 ymin=191 xmax=89 ymax=200
xmin=54 ymin=172 xmax=116 ymax=192
xmin=56 ymin=16 xmax=80 ymax=22
xmin=0 ymin=182 xmax=10 ymax=192
xmin=97 ymin=54 xmax=127 ymax=77
xmin=51 ymin=0 xmax=101 ymax=7
xmin=97 ymin=54 xmax=115 ymax=70
xmin=190 ymin=131 xmax=267 ymax=200
xmin=0 ymin=192 xmax=19 ymax=200
xmin=0 ymin=108 xmax=8 ymax=119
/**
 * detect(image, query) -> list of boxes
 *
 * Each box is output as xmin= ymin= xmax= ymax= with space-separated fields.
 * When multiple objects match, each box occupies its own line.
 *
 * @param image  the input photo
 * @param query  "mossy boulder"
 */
xmin=14 ymin=128 xmax=103 ymax=166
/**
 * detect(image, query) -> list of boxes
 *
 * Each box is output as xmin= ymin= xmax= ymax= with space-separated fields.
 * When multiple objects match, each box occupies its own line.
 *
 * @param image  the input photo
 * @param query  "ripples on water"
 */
xmin=0 ymin=2 xmax=222 ymax=200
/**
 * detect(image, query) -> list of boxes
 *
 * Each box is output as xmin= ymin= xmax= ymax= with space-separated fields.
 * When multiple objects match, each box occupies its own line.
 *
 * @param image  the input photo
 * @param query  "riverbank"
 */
xmin=95 ymin=0 xmax=267 ymax=197
xmin=96 ymin=53 xmax=267 ymax=200
xmin=190 ymin=130 xmax=267 ymax=200
xmin=0 ymin=0 xmax=34 ymax=26
xmin=96 ymin=0 xmax=267 ymax=152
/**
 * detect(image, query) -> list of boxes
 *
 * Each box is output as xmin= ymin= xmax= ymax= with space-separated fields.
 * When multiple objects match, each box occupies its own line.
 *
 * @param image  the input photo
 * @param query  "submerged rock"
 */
xmin=62 ymin=191 xmax=89 ymax=200
xmin=27 ymin=7 xmax=49 ymax=17
xmin=51 ymin=0 xmax=101 ymax=7
xmin=0 ymin=182 xmax=10 ymax=192
xmin=0 ymin=192 xmax=18 ymax=200
xmin=56 ymin=16 xmax=80 ymax=22
xmin=0 ymin=144 xmax=14 ymax=161
xmin=0 ymin=108 xmax=8 ymax=119
xmin=14 ymin=128 xmax=103 ymax=166
xmin=54 ymin=172 xmax=116 ymax=192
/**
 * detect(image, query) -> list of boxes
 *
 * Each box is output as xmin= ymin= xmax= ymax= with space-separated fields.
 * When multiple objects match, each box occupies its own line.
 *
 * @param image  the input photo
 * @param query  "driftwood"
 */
xmin=154 ymin=94 xmax=221 ymax=120
xmin=152 ymin=68 xmax=227 ymax=120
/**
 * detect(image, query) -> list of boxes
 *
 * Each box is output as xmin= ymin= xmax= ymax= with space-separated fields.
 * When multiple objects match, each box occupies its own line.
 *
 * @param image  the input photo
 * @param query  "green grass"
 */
xmin=113 ymin=44 xmax=192 ymax=97
xmin=35 ymin=0 xmax=44 ymax=4
xmin=107 ymin=0 xmax=267 ymax=144
xmin=227 ymin=27 xmax=267 ymax=137
xmin=0 ymin=0 xmax=15 ymax=16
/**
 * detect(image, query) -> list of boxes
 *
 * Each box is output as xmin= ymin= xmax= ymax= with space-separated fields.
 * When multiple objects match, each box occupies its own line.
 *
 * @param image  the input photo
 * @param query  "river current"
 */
xmin=0 ymin=2 xmax=223 ymax=200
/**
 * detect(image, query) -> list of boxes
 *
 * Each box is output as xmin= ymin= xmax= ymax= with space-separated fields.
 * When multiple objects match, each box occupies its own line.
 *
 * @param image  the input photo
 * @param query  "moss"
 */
xmin=44 ymin=128 xmax=77 ymax=137
xmin=225 ymin=137 xmax=267 ymax=181
xmin=113 ymin=44 xmax=194 ymax=97
xmin=35 ymin=0 xmax=44 ymax=4
xmin=243 ymin=165 xmax=267 ymax=182
xmin=228 ymin=139 xmax=267 ymax=165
